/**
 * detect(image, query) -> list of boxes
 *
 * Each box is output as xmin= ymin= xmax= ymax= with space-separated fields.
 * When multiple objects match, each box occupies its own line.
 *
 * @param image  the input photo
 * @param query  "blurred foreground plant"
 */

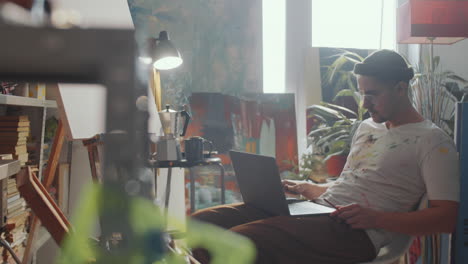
xmin=58 ymin=184 xmax=255 ymax=264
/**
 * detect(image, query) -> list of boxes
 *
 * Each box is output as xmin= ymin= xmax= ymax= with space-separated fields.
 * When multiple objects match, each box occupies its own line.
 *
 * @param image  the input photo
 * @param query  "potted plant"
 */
xmin=285 ymin=49 xmax=369 ymax=181
xmin=307 ymin=102 xmax=363 ymax=177
xmin=282 ymin=153 xmax=328 ymax=182
xmin=305 ymin=49 xmax=367 ymax=178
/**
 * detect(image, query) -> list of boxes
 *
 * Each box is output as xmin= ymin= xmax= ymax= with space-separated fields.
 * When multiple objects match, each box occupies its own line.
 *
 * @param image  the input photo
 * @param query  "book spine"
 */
xmin=0 ymin=121 xmax=30 ymax=127
xmin=0 ymin=116 xmax=28 ymax=122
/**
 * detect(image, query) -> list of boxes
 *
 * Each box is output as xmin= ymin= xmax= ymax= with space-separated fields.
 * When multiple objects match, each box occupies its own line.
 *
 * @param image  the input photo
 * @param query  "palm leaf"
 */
xmin=447 ymin=74 xmax=468 ymax=84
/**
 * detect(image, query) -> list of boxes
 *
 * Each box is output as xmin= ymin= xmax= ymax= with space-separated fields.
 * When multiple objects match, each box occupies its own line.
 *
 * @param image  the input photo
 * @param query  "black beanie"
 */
xmin=353 ymin=49 xmax=414 ymax=83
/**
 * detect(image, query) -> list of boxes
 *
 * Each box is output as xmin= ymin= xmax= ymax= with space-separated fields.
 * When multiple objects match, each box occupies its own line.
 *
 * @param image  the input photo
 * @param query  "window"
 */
xmin=312 ymin=0 xmax=396 ymax=50
xmin=263 ymin=0 xmax=286 ymax=93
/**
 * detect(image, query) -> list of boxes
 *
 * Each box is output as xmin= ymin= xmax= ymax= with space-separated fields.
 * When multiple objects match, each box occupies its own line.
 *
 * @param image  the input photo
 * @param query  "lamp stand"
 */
xmin=428 ymin=37 xmax=436 ymax=74
xmin=151 ymin=68 xmax=162 ymax=111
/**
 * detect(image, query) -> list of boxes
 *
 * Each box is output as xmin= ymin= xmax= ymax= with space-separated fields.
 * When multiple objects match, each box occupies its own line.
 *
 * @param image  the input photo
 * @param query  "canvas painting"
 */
xmin=184 ymin=93 xmax=298 ymax=212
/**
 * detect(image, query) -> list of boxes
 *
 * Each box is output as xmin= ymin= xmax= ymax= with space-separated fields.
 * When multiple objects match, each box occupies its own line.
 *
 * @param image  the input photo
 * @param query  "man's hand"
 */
xmin=330 ymin=200 xmax=458 ymax=235
xmin=330 ymin=204 xmax=381 ymax=229
xmin=281 ymin=180 xmax=328 ymax=200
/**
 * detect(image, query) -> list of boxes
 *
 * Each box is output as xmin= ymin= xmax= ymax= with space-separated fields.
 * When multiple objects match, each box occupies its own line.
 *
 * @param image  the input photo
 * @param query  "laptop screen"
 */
xmin=230 ymin=151 xmax=290 ymax=216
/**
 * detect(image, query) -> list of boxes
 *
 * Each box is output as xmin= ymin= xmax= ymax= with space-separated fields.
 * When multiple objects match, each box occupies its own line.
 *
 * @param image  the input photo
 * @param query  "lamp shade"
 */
xmin=153 ymin=31 xmax=183 ymax=70
xmin=397 ymin=0 xmax=468 ymax=44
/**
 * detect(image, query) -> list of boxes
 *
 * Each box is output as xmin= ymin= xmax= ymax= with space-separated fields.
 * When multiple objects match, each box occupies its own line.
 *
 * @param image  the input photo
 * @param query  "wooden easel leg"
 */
xmin=92 ymin=145 xmax=101 ymax=181
xmin=87 ymin=145 xmax=100 ymax=183
xmin=22 ymin=121 xmax=65 ymax=264
xmin=22 ymin=217 xmax=40 ymax=264
xmin=43 ymin=121 xmax=65 ymax=188
xmin=82 ymin=134 xmax=102 ymax=183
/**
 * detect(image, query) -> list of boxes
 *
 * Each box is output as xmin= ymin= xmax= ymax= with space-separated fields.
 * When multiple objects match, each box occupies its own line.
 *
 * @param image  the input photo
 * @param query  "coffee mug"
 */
xmin=184 ymin=136 xmax=213 ymax=163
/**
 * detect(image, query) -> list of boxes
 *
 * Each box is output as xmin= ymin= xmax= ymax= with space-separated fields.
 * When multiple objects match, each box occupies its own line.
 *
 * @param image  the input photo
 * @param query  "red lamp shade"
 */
xmin=397 ymin=0 xmax=468 ymax=44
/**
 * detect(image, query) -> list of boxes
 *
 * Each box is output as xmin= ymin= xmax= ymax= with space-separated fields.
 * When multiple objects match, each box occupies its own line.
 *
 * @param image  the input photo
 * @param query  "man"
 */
xmin=191 ymin=50 xmax=459 ymax=264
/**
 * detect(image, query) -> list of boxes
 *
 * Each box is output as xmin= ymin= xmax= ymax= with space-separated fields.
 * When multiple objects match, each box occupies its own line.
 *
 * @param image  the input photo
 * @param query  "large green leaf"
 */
xmin=333 ymin=119 xmax=351 ymax=127
xmin=329 ymin=56 xmax=349 ymax=83
xmin=307 ymin=104 xmax=343 ymax=121
xmin=308 ymin=126 xmax=334 ymax=138
xmin=315 ymin=130 xmax=349 ymax=146
xmin=323 ymin=150 xmax=346 ymax=162
xmin=334 ymin=89 xmax=355 ymax=99
xmin=321 ymin=101 xmax=357 ymax=118
xmin=308 ymin=124 xmax=349 ymax=138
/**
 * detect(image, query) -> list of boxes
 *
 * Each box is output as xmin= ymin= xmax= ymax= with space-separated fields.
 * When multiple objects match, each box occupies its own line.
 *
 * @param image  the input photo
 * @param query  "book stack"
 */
xmin=0 ymin=116 xmax=30 ymax=166
xmin=1 ymin=176 xmax=30 ymax=263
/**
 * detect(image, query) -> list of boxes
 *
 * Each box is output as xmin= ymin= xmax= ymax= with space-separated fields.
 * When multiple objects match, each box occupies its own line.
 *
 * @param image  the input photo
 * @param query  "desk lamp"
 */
xmin=139 ymin=30 xmax=185 ymax=217
xmin=140 ymin=30 xmax=183 ymax=71
xmin=139 ymin=30 xmax=183 ymax=113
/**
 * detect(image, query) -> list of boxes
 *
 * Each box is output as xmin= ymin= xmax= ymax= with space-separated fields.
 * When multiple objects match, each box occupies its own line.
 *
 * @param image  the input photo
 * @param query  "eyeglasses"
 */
xmin=359 ymin=84 xmax=398 ymax=103
xmin=359 ymin=92 xmax=381 ymax=103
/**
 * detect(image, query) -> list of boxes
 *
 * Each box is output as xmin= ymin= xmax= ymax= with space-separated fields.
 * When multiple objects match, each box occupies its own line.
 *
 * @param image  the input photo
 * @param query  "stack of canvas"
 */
xmin=0 ymin=116 xmax=30 ymax=166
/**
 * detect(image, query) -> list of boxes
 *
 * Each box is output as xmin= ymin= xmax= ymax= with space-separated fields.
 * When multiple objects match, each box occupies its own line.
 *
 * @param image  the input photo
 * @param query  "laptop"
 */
xmin=229 ymin=150 xmax=335 ymax=216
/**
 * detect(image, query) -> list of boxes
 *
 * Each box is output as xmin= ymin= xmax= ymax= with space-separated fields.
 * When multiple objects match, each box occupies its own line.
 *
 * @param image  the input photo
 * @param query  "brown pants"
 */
xmin=191 ymin=203 xmax=376 ymax=264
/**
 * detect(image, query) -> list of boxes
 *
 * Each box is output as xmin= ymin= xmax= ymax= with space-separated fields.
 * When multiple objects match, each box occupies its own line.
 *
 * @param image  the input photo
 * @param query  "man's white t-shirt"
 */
xmin=315 ymin=118 xmax=460 ymax=251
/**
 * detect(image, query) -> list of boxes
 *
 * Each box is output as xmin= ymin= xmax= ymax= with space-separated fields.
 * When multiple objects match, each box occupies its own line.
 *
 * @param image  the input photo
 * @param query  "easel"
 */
xmin=21 ymin=123 xmax=105 ymax=263
xmin=22 ymin=120 xmax=65 ymax=263
xmin=82 ymin=134 xmax=104 ymax=184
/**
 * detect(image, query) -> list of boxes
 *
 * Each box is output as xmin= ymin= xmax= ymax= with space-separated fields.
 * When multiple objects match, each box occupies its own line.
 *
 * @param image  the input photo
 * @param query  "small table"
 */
xmin=150 ymin=157 xmax=226 ymax=214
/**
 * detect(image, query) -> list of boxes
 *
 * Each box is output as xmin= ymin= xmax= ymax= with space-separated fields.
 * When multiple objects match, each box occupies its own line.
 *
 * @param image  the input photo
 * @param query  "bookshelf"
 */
xmin=0 ymin=92 xmax=58 ymax=263
xmin=0 ymin=93 xmax=58 ymax=180
xmin=0 ymin=159 xmax=21 ymax=228
xmin=0 ymin=94 xmax=57 ymax=108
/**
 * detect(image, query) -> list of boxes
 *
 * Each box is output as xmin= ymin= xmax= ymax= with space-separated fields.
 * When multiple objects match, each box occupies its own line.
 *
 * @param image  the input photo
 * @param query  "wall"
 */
xmin=432 ymin=39 xmax=468 ymax=79
xmin=128 ymin=0 xmax=263 ymax=102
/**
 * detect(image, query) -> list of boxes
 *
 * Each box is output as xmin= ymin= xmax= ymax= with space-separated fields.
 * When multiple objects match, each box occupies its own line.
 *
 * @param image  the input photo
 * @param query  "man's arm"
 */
xmin=333 ymin=200 xmax=458 ymax=236
xmin=282 ymin=180 xmax=330 ymax=200
xmin=376 ymin=200 xmax=458 ymax=235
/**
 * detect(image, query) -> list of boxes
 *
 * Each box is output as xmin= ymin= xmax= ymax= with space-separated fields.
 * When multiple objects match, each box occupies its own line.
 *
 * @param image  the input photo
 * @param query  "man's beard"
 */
xmin=369 ymin=110 xmax=388 ymax=123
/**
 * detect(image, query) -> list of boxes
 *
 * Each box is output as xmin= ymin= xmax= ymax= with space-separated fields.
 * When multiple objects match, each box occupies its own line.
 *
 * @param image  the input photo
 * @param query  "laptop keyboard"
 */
xmin=288 ymin=201 xmax=334 ymax=215
xmin=286 ymin=197 xmax=303 ymax=204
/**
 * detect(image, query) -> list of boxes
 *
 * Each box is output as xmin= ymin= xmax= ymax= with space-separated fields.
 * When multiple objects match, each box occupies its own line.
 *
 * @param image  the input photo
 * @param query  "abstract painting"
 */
xmin=184 ymin=93 xmax=298 ymax=211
